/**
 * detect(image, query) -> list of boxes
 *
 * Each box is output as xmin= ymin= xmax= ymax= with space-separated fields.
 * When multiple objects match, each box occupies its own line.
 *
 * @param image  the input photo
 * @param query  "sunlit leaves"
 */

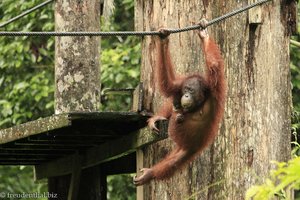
xmin=246 ymin=157 xmax=300 ymax=200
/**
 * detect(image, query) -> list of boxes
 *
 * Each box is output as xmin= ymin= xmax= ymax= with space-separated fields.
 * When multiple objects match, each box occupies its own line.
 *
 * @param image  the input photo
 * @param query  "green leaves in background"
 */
xmin=0 ymin=0 xmax=55 ymax=128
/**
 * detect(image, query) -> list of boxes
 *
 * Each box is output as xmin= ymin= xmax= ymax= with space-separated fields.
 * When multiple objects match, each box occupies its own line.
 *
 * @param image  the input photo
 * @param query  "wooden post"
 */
xmin=136 ymin=149 xmax=144 ymax=200
xmin=49 ymin=0 xmax=102 ymax=199
xmin=135 ymin=0 xmax=292 ymax=199
xmin=67 ymin=154 xmax=82 ymax=200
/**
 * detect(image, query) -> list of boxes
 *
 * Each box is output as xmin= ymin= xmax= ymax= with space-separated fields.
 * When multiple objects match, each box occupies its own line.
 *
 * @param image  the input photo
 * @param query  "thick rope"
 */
xmin=0 ymin=0 xmax=54 ymax=28
xmin=0 ymin=0 xmax=272 ymax=37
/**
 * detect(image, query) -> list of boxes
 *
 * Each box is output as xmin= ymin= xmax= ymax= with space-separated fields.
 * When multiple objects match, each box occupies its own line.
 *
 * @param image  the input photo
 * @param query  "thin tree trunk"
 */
xmin=49 ymin=1 xmax=102 ymax=199
xmin=136 ymin=0 xmax=292 ymax=199
xmin=54 ymin=0 xmax=100 ymax=114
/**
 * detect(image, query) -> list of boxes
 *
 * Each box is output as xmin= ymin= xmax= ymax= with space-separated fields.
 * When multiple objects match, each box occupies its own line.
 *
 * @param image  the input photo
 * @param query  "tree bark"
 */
xmin=49 ymin=0 xmax=102 ymax=199
xmin=54 ymin=0 xmax=100 ymax=114
xmin=136 ymin=0 xmax=292 ymax=199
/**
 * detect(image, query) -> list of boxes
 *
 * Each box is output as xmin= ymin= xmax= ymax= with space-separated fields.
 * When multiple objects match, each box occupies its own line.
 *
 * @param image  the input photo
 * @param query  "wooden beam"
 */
xmin=34 ymin=121 xmax=168 ymax=180
xmin=67 ymin=154 xmax=82 ymax=200
xmin=0 ymin=114 xmax=70 ymax=144
xmin=132 ymin=83 xmax=144 ymax=112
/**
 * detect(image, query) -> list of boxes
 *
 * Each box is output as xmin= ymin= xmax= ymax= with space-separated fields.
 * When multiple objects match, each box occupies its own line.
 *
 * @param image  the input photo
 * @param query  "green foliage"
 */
xmin=100 ymin=0 xmax=140 ymax=111
xmin=107 ymin=174 xmax=136 ymax=200
xmin=245 ymin=157 xmax=300 ymax=200
xmin=291 ymin=37 xmax=300 ymax=112
xmin=0 ymin=166 xmax=47 ymax=200
xmin=101 ymin=37 xmax=141 ymax=111
xmin=291 ymin=4 xmax=300 ymax=144
xmin=0 ymin=0 xmax=55 ymax=128
xmin=292 ymin=111 xmax=300 ymax=156
xmin=291 ymin=35 xmax=300 ymax=142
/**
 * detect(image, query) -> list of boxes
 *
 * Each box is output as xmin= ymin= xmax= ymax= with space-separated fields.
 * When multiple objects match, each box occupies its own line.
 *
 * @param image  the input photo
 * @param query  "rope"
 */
xmin=0 ymin=0 xmax=272 ymax=37
xmin=0 ymin=0 xmax=54 ymax=28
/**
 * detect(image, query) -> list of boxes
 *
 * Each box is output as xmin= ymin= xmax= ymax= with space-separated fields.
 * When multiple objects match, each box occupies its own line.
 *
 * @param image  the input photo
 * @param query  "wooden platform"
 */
xmin=0 ymin=111 xmax=168 ymax=179
xmin=0 ymin=112 xmax=149 ymax=165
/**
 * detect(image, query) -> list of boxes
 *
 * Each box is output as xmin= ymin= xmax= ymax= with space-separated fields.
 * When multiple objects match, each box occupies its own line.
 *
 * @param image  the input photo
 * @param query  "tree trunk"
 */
xmin=49 ymin=0 xmax=102 ymax=199
xmin=136 ymin=0 xmax=292 ymax=199
xmin=54 ymin=0 xmax=100 ymax=114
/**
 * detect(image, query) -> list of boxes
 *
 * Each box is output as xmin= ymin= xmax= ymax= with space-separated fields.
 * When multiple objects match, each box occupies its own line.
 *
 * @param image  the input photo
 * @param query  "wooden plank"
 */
xmin=0 ymin=111 xmax=148 ymax=165
xmin=34 ymin=121 xmax=168 ymax=180
xmin=68 ymin=111 xmax=147 ymax=121
xmin=0 ymin=111 xmax=147 ymax=146
xmin=67 ymin=154 xmax=82 ymax=200
xmin=0 ymin=114 xmax=71 ymax=144
xmin=132 ymin=83 xmax=144 ymax=112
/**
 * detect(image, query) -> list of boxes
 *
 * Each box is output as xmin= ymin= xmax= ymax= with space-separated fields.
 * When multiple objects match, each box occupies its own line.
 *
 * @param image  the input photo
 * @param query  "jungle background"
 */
xmin=0 ymin=0 xmax=299 ymax=200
